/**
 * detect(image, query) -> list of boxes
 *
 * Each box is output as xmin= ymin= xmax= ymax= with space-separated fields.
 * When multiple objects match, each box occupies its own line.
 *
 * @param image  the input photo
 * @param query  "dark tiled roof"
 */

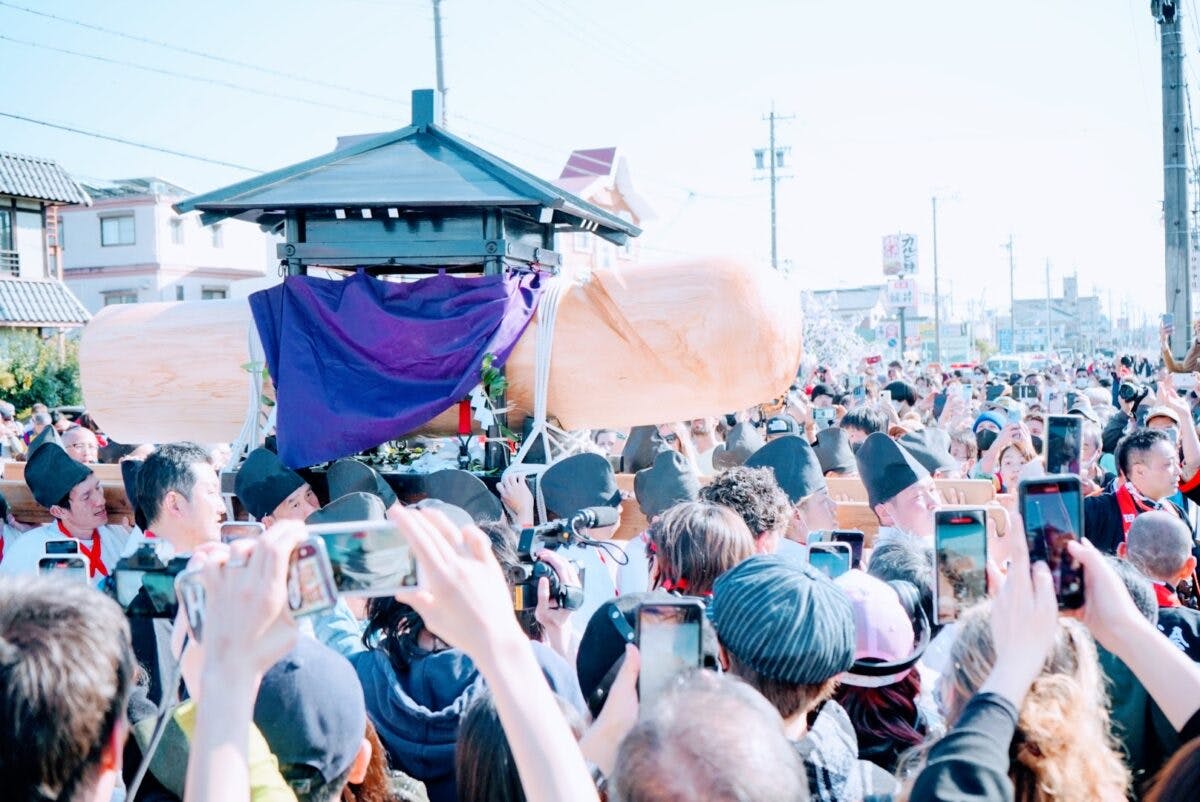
xmin=0 ymin=153 xmax=90 ymax=206
xmin=0 ymin=278 xmax=90 ymax=327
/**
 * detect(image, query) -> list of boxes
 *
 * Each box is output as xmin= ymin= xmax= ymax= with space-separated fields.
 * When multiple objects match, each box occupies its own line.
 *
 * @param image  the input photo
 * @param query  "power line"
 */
xmin=0 ymin=33 xmax=399 ymax=121
xmin=0 ymin=0 xmax=412 ymax=105
xmin=0 ymin=111 xmax=262 ymax=172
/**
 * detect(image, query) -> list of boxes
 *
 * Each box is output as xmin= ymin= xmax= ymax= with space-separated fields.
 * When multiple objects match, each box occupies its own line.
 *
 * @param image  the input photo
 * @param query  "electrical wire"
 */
xmin=0 ymin=33 xmax=399 ymax=121
xmin=0 ymin=0 xmax=413 ymax=105
xmin=0 ymin=111 xmax=262 ymax=171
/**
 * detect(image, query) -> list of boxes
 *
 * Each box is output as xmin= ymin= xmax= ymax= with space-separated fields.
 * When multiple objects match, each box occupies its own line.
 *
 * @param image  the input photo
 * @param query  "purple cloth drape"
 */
xmin=249 ymin=270 xmax=542 ymax=467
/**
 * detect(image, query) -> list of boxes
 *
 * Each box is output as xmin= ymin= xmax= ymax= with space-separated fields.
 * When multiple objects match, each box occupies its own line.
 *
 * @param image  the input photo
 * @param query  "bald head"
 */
xmin=610 ymin=672 xmax=807 ymax=802
xmin=1126 ymin=511 xmax=1195 ymax=583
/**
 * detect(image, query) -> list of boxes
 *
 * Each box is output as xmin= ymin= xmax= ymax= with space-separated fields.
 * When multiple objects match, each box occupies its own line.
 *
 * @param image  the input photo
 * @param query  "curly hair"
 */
xmin=699 ymin=466 xmax=791 ymax=540
xmin=941 ymin=605 xmax=1130 ymax=802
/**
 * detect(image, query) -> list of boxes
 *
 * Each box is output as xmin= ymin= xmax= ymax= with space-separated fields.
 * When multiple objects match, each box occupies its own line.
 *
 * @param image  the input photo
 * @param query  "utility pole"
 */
xmin=432 ymin=0 xmax=448 ymax=125
xmin=1154 ymin=0 xmax=1191 ymax=354
xmin=1045 ymin=259 xmax=1053 ymax=353
xmin=932 ymin=196 xmax=942 ymax=365
xmin=1003 ymin=234 xmax=1016 ymax=343
xmin=754 ymin=103 xmax=793 ymax=269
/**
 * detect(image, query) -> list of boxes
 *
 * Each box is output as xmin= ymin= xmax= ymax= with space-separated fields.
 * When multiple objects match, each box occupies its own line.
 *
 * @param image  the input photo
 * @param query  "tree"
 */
xmin=800 ymin=291 xmax=871 ymax=373
xmin=0 ymin=332 xmax=82 ymax=414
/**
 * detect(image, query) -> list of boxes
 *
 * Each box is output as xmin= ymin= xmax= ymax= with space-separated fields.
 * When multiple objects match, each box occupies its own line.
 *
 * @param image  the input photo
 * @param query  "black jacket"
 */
xmin=1082 ymin=493 xmax=1190 ymax=555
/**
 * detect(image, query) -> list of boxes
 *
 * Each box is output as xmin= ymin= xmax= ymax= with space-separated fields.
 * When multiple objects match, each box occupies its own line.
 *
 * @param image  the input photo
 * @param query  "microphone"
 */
xmin=571 ymin=506 xmax=619 ymax=529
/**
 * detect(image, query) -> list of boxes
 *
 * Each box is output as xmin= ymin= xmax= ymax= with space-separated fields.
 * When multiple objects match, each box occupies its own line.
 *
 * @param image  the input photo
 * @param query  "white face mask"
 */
xmin=1075 ymin=377 xmax=1088 ymax=389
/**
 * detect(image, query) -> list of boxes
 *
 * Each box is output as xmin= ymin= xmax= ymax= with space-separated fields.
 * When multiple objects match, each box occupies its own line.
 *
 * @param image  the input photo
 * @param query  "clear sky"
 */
xmin=0 ymin=0 xmax=1183 ymax=324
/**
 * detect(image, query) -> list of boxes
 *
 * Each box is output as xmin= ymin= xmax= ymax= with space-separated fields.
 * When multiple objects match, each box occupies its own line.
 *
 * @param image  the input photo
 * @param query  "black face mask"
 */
xmin=976 ymin=429 xmax=998 ymax=452
xmin=851 ymin=440 xmax=862 ymax=454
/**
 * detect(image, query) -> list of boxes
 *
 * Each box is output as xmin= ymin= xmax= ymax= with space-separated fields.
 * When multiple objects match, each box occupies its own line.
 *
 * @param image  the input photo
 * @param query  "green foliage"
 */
xmin=480 ymin=353 xmax=508 ymax=402
xmin=0 ymin=332 xmax=82 ymax=413
xmin=974 ymin=338 xmax=995 ymax=362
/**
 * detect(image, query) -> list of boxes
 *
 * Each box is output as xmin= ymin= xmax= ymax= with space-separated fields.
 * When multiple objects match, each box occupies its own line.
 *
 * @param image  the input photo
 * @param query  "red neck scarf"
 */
xmin=1155 ymin=581 xmax=1182 ymax=608
xmin=57 ymin=520 xmax=106 ymax=578
xmin=1116 ymin=483 xmax=1177 ymax=537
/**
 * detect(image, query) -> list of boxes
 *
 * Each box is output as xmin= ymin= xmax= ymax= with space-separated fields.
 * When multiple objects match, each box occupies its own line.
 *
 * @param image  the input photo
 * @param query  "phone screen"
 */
xmin=1018 ymin=477 xmax=1085 ymax=608
xmin=307 ymin=520 xmax=419 ymax=596
xmin=1045 ymin=415 xmax=1083 ymax=476
xmin=221 ymin=521 xmax=266 ymax=543
xmin=808 ymin=543 xmax=852 ymax=579
xmin=637 ymin=601 xmax=703 ymax=710
xmin=934 ymin=510 xmax=989 ymax=624
xmin=831 ymin=530 xmax=865 ymax=569
xmin=287 ymin=538 xmax=338 ymax=616
xmin=814 ymin=408 xmax=835 ymax=429
xmin=45 ymin=539 xmax=80 ymax=555
xmin=38 ymin=557 xmax=88 ymax=582
xmin=986 ymin=385 xmax=1004 ymax=402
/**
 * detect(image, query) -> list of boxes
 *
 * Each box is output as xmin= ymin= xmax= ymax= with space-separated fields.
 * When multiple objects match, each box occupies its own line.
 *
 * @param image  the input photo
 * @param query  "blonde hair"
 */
xmin=943 ymin=605 xmax=1130 ymax=802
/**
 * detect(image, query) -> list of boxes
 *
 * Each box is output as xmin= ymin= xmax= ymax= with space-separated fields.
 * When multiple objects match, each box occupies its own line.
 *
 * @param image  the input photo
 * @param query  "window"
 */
xmin=0 ymin=208 xmax=11 ymax=250
xmin=573 ymin=232 xmax=591 ymax=253
xmin=100 ymin=215 xmax=135 ymax=246
xmin=211 ymin=223 xmax=224 ymax=248
xmin=102 ymin=290 xmax=138 ymax=305
xmin=175 ymin=286 xmax=185 ymax=301
xmin=170 ymin=217 xmax=184 ymax=245
xmin=201 ymin=287 xmax=228 ymax=300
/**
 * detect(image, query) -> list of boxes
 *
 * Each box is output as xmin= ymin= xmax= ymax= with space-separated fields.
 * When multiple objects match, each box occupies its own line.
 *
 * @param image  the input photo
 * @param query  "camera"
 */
xmin=1118 ymin=381 xmax=1149 ymax=409
xmin=511 ymin=506 xmax=616 ymax=612
xmin=106 ymin=542 xmax=190 ymax=618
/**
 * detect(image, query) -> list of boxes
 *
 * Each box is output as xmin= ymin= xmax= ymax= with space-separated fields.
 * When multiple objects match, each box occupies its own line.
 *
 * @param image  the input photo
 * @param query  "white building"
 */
xmin=60 ymin=178 xmax=276 ymax=312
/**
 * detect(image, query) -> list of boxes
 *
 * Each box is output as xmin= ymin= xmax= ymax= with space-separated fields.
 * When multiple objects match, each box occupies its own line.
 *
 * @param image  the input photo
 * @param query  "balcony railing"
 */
xmin=0 ymin=250 xmax=18 ymax=277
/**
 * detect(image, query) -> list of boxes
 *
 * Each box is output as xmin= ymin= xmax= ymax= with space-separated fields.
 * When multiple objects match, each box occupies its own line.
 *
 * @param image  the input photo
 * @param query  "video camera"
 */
xmin=106 ymin=542 xmax=190 ymax=618
xmin=1118 ymin=381 xmax=1150 ymax=411
xmin=512 ymin=506 xmax=619 ymax=612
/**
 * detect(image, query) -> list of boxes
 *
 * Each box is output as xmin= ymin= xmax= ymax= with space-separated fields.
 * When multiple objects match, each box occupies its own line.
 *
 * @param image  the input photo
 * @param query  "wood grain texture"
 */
xmin=79 ymin=260 xmax=803 ymax=446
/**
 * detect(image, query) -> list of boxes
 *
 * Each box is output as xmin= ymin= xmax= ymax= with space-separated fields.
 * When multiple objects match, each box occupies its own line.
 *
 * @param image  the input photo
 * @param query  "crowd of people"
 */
xmin=3 ymin=331 xmax=1200 ymax=802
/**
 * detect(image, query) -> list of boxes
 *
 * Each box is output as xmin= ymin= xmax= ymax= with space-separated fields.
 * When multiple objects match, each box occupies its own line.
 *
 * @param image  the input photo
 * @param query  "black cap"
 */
xmin=25 ymin=442 xmax=91 ymax=509
xmin=26 ymin=422 xmax=61 ymax=457
xmin=813 ymin=426 xmax=856 ymax=476
xmin=305 ymin=491 xmax=385 ymax=526
xmin=121 ymin=459 xmax=147 ymax=530
xmin=854 ymin=432 xmax=930 ymax=508
xmin=235 ymin=447 xmax=306 ymax=520
xmin=421 ymin=469 xmax=503 ymax=523
xmin=621 ymin=425 xmax=671 ymax=473
xmin=634 ymin=450 xmax=700 ymax=519
xmin=254 ymin=637 xmax=367 ymax=785
xmin=745 ymin=435 xmax=826 ymax=503
xmin=712 ymin=422 xmax=765 ymax=470
xmin=810 ymin=383 xmax=836 ymax=401
xmin=897 ymin=429 xmax=957 ymax=476
xmin=764 ymin=415 xmax=800 ymax=437
xmin=327 ymin=458 xmax=398 ymax=508
xmin=576 ymin=591 xmax=720 ymax=718
xmin=541 ymin=452 xmax=621 ymax=519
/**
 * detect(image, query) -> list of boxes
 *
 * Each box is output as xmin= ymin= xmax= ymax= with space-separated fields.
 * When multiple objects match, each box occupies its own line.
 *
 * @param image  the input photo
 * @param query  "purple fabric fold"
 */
xmin=249 ymin=270 xmax=542 ymax=467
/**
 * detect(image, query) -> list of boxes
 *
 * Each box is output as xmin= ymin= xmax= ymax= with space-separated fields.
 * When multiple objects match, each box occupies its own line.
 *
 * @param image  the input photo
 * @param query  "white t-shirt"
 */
xmin=616 ymin=532 xmax=652 ymax=595
xmin=0 ymin=522 xmax=130 ymax=578
xmin=562 ymin=541 xmax=620 ymax=630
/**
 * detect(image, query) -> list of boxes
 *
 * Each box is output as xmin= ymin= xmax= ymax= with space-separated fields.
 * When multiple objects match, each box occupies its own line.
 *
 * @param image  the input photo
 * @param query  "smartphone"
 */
xmin=831 ymin=530 xmax=865 ymax=569
xmin=175 ymin=569 xmax=207 ymax=641
xmin=1018 ymin=476 xmax=1085 ymax=609
xmin=813 ymin=407 xmax=835 ymax=429
xmin=287 ymin=537 xmax=338 ymax=616
xmin=221 ymin=521 xmax=266 ymax=543
xmin=880 ymin=389 xmax=893 ymax=407
xmin=1045 ymin=415 xmax=1083 ymax=476
xmin=961 ymin=384 xmax=974 ymax=402
xmin=1015 ymin=385 xmax=1039 ymax=401
xmin=45 ymin=539 xmax=80 ymax=555
xmin=807 ymin=530 xmax=832 ymax=546
xmin=1163 ymin=313 xmax=1176 ymax=335
xmin=986 ymin=385 xmax=1005 ymax=402
xmin=306 ymin=519 xmax=420 ymax=596
xmin=933 ymin=509 xmax=989 ymax=624
xmin=808 ymin=542 xmax=852 ymax=579
xmin=38 ymin=555 xmax=88 ymax=581
xmin=636 ymin=599 xmax=704 ymax=710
